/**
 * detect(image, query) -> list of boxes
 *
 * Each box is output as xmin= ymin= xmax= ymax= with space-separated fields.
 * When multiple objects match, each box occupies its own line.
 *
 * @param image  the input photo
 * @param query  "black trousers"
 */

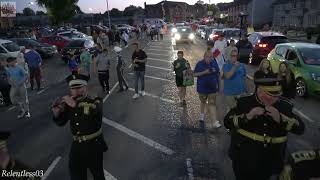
xmin=232 ymin=160 xmax=273 ymax=180
xmin=116 ymin=67 xmax=128 ymax=90
xmin=69 ymin=141 xmax=106 ymax=180
xmin=98 ymin=70 xmax=109 ymax=91
xmin=0 ymin=84 xmax=11 ymax=105
xmin=29 ymin=67 xmax=41 ymax=90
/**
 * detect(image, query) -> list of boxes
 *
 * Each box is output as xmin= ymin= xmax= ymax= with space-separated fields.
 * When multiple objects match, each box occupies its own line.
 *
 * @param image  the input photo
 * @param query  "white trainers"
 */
xmin=212 ymin=121 xmax=222 ymax=128
xmin=140 ymin=91 xmax=146 ymax=96
xmin=25 ymin=112 xmax=31 ymax=118
xmin=132 ymin=94 xmax=140 ymax=99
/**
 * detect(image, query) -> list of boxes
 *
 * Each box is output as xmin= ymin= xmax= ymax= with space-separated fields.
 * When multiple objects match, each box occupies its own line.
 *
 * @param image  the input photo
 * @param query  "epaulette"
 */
xmin=93 ymin=96 xmax=102 ymax=104
xmin=236 ymin=93 xmax=254 ymax=99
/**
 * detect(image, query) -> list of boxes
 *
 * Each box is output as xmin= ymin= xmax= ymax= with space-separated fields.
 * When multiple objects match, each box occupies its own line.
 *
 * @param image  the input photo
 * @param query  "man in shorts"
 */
xmin=173 ymin=51 xmax=188 ymax=106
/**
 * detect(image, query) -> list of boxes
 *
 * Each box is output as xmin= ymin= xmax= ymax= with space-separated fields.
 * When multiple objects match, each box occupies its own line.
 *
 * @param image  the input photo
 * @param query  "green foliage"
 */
xmin=123 ymin=5 xmax=143 ymax=16
xmin=206 ymin=4 xmax=219 ymax=16
xmin=23 ymin=7 xmax=35 ymax=16
xmin=109 ymin=8 xmax=123 ymax=17
xmin=36 ymin=11 xmax=46 ymax=15
xmin=36 ymin=0 xmax=79 ymax=25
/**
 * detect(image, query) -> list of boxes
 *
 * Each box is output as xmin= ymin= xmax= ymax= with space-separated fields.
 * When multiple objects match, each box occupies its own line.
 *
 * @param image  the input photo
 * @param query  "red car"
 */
xmin=40 ymin=35 xmax=71 ymax=52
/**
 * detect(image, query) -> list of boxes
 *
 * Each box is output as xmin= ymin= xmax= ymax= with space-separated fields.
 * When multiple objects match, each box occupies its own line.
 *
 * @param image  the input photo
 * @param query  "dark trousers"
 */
xmin=69 ymin=143 xmax=105 ymax=180
xmin=98 ymin=70 xmax=109 ymax=91
xmin=29 ymin=67 xmax=41 ymax=90
xmin=150 ymin=33 xmax=154 ymax=40
xmin=160 ymin=34 xmax=163 ymax=40
xmin=116 ymin=67 xmax=128 ymax=90
xmin=232 ymin=161 xmax=272 ymax=180
xmin=134 ymin=71 xmax=145 ymax=93
xmin=0 ymin=84 xmax=11 ymax=105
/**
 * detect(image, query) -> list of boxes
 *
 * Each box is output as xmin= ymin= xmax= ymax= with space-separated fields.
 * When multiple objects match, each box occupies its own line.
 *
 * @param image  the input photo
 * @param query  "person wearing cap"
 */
xmin=93 ymin=48 xmax=111 ymax=94
xmin=279 ymin=149 xmax=320 ymax=180
xmin=51 ymin=74 xmax=107 ymax=180
xmin=114 ymin=46 xmax=129 ymax=92
xmin=224 ymin=77 xmax=305 ymax=180
xmin=6 ymin=57 xmax=30 ymax=119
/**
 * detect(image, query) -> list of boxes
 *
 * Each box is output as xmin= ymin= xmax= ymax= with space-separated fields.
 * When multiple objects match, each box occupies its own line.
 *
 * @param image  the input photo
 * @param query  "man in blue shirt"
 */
xmin=222 ymin=50 xmax=247 ymax=111
xmin=194 ymin=51 xmax=221 ymax=130
xmin=24 ymin=44 xmax=42 ymax=91
xmin=6 ymin=57 xmax=30 ymax=118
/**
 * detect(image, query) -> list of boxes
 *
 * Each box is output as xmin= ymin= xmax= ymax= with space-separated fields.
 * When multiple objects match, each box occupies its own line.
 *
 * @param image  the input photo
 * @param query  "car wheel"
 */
xmin=296 ymin=78 xmax=308 ymax=97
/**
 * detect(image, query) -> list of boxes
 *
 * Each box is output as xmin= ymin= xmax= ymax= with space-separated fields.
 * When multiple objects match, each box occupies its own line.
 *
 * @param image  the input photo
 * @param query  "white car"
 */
xmin=57 ymin=31 xmax=93 ymax=41
xmin=0 ymin=39 xmax=21 ymax=59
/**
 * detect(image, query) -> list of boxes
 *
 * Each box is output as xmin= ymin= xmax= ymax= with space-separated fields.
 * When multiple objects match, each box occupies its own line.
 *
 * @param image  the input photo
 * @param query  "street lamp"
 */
xmin=105 ymin=0 xmax=111 ymax=29
xmin=89 ymin=8 xmax=94 ymax=24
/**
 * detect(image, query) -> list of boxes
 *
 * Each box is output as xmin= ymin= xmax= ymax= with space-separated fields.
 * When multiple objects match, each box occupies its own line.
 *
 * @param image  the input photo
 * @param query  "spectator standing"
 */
xmin=132 ymin=42 xmax=147 ymax=99
xmin=254 ymin=59 xmax=276 ymax=82
xmin=114 ymin=30 xmax=121 ymax=46
xmin=79 ymin=47 xmax=92 ymax=78
xmin=213 ymin=34 xmax=227 ymax=70
xmin=94 ymin=48 xmax=110 ymax=94
xmin=222 ymin=50 xmax=247 ymax=111
xmin=159 ymin=26 xmax=164 ymax=40
xmin=114 ymin=46 xmax=129 ymax=92
xmin=0 ymin=60 xmax=12 ymax=106
xmin=173 ymin=51 xmax=188 ymax=106
xmin=121 ymin=31 xmax=129 ymax=48
xmin=277 ymin=62 xmax=296 ymax=100
xmin=24 ymin=45 xmax=43 ymax=91
xmin=224 ymin=39 xmax=238 ymax=62
xmin=194 ymin=51 xmax=221 ymax=129
xmin=68 ymin=51 xmax=79 ymax=75
xmin=6 ymin=57 xmax=30 ymax=118
xmin=97 ymin=32 xmax=109 ymax=50
xmin=17 ymin=48 xmax=29 ymax=75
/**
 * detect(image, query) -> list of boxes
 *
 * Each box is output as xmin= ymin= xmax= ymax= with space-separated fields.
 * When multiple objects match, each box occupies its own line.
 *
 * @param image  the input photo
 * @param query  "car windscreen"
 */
xmin=224 ymin=30 xmax=240 ymax=37
xmin=260 ymin=36 xmax=289 ymax=45
xmin=299 ymin=47 xmax=320 ymax=65
xmin=2 ymin=42 xmax=20 ymax=52
xmin=177 ymin=28 xmax=191 ymax=33
xmin=66 ymin=40 xmax=84 ymax=48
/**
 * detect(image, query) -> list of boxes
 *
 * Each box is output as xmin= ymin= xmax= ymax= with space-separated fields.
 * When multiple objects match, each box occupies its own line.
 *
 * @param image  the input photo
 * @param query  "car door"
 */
xmin=269 ymin=45 xmax=288 ymax=73
xmin=0 ymin=45 xmax=8 ymax=58
xmin=285 ymin=48 xmax=301 ymax=78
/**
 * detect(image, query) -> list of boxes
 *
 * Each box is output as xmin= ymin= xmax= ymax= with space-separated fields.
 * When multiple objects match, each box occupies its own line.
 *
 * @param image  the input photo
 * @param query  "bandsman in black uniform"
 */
xmin=224 ymin=77 xmax=305 ymax=180
xmin=51 ymin=74 xmax=107 ymax=180
xmin=279 ymin=149 xmax=320 ymax=180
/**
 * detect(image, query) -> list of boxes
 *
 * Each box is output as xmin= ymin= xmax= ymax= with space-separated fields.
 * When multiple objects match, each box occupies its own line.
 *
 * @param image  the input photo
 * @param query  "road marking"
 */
xmin=102 ymin=117 xmax=175 ymax=155
xmin=148 ymin=52 xmax=171 ymax=57
xmin=128 ymin=73 xmax=173 ymax=82
xmin=41 ymin=156 xmax=61 ymax=180
xmin=146 ymin=65 xmax=171 ymax=71
xmin=128 ymin=88 xmax=175 ymax=104
xmin=146 ymin=48 xmax=171 ymax=52
xmin=148 ymin=57 xmax=172 ymax=63
xmin=103 ymin=82 xmax=119 ymax=103
xmin=246 ymin=74 xmax=315 ymax=123
xmin=37 ymin=87 xmax=49 ymax=95
xmin=104 ymin=169 xmax=117 ymax=180
xmin=7 ymin=106 xmax=16 ymax=111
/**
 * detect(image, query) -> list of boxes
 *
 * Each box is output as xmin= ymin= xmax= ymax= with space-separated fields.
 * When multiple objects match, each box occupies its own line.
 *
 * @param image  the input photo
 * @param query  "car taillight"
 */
xmin=258 ymin=43 xmax=268 ymax=48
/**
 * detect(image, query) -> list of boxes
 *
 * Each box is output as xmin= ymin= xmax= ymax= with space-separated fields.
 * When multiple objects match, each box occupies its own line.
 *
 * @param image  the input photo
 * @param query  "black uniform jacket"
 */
xmin=224 ymin=94 xmax=305 ymax=173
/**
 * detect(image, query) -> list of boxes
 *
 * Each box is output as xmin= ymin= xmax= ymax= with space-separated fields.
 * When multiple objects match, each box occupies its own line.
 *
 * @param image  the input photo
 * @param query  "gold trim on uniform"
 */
xmin=291 ymin=150 xmax=317 ymax=163
xmin=280 ymin=113 xmax=299 ymax=131
xmin=237 ymin=129 xmax=287 ymax=144
xmin=279 ymin=165 xmax=292 ymax=180
xmin=78 ymin=102 xmax=96 ymax=115
xmin=260 ymin=85 xmax=282 ymax=92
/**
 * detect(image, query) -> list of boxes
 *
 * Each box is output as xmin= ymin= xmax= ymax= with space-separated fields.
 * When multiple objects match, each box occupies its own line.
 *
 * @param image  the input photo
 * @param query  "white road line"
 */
xmin=102 ymin=117 xmax=175 ymax=155
xmin=146 ymin=65 xmax=171 ymax=71
xmin=148 ymin=57 xmax=172 ymax=63
xmin=7 ymin=106 xmax=16 ymax=111
xmin=103 ymin=82 xmax=119 ymax=103
xmin=41 ymin=156 xmax=61 ymax=180
xmin=128 ymin=73 xmax=173 ymax=82
xmin=104 ymin=169 xmax=118 ymax=180
xmin=148 ymin=52 xmax=171 ymax=57
xmin=246 ymin=74 xmax=315 ymax=123
xmin=37 ymin=87 xmax=49 ymax=95
xmin=128 ymin=88 xmax=175 ymax=104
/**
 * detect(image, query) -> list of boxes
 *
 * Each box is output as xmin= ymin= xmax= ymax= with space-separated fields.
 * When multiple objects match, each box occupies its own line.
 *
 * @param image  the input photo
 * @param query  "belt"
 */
xmin=72 ymin=128 xmax=102 ymax=143
xmin=237 ymin=129 xmax=287 ymax=144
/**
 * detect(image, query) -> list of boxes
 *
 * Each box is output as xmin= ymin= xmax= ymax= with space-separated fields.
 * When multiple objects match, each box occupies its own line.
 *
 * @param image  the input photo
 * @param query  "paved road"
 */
xmin=0 ymin=35 xmax=319 ymax=180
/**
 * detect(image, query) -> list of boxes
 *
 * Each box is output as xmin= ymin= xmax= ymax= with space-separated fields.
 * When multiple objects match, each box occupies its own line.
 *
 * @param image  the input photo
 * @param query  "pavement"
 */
xmin=0 ymin=34 xmax=320 ymax=180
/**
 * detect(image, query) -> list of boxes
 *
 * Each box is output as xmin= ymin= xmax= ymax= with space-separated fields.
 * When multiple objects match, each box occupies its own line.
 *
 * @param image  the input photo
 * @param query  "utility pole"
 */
xmin=106 ymin=0 xmax=111 ymax=29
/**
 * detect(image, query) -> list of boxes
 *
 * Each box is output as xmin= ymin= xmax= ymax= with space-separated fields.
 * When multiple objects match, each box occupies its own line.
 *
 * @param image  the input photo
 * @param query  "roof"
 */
xmin=254 ymin=31 xmax=285 ymax=37
xmin=280 ymin=42 xmax=320 ymax=49
xmin=146 ymin=0 xmax=189 ymax=6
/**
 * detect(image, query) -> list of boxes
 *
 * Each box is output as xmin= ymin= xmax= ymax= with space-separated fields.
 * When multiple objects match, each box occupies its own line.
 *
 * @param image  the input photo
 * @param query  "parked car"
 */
xmin=0 ymin=39 xmax=21 ymax=59
xmin=11 ymin=38 xmax=57 ymax=58
xmin=173 ymin=26 xmax=195 ymax=44
xmin=57 ymin=31 xmax=93 ymax=41
xmin=60 ymin=39 xmax=95 ymax=63
xmin=268 ymin=42 xmax=320 ymax=97
xmin=40 ymin=35 xmax=72 ymax=52
xmin=223 ymin=28 xmax=241 ymax=44
xmin=207 ymin=28 xmax=223 ymax=41
xmin=248 ymin=32 xmax=289 ymax=65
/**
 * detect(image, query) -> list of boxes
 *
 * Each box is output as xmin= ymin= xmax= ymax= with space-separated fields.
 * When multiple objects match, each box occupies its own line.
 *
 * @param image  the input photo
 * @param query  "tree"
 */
xmin=36 ymin=10 xmax=46 ymax=15
xmin=207 ymin=4 xmax=219 ymax=17
xmin=36 ymin=0 xmax=79 ymax=25
xmin=123 ymin=5 xmax=144 ymax=16
xmin=23 ymin=7 xmax=35 ymax=16
xmin=74 ymin=5 xmax=83 ymax=14
xmin=109 ymin=8 xmax=122 ymax=17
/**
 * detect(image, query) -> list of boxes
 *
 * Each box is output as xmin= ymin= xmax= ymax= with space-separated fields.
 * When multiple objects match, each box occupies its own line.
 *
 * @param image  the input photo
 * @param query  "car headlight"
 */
xmin=175 ymin=33 xmax=181 ymax=40
xmin=172 ymin=28 xmax=177 ymax=33
xmin=189 ymin=33 xmax=195 ymax=40
xmin=310 ymin=73 xmax=320 ymax=81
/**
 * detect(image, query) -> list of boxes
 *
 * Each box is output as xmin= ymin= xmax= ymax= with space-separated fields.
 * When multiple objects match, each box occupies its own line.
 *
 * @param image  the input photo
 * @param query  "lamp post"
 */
xmin=106 ymin=0 xmax=111 ymax=29
xmin=89 ymin=8 xmax=94 ymax=24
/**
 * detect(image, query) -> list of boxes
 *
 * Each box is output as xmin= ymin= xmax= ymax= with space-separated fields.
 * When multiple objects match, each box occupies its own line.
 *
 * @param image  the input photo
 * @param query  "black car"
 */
xmin=10 ymin=38 xmax=57 ymax=58
xmin=60 ymin=39 xmax=95 ymax=63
